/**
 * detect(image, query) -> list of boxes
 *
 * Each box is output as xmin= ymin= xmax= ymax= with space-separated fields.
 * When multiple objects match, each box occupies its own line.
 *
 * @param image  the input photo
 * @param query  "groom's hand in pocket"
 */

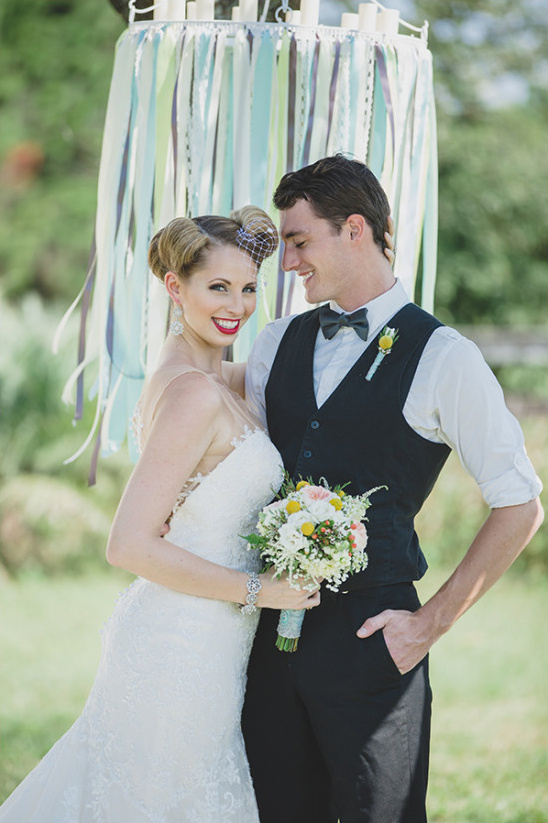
xmin=356 ymin=608 xmax=432 ymax=674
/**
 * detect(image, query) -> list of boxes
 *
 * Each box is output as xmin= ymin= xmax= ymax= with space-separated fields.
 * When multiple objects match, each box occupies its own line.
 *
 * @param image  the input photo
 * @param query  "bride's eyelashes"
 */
xmin=208 ymin=283 xmax=257 ymax=294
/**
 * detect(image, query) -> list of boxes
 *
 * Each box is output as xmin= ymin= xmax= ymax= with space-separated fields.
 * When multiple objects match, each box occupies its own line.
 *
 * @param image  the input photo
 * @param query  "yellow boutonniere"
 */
xmin=365 ymin=326 xmax=399 ymax=381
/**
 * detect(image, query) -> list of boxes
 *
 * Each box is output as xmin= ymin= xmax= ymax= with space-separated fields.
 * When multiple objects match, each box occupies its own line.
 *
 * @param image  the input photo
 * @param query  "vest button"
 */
xmin=310 ymin=420 xmax=320 ymax=430
xmin=303 ymin=449 xmax=312 ymax=459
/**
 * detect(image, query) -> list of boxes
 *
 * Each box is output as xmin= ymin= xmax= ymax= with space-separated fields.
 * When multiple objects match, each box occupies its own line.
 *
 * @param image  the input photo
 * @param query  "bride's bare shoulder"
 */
xmin=140 ymin=367 xmax=224 ymax=432
xmin=156 ymin=369 xmax=223 ymax=414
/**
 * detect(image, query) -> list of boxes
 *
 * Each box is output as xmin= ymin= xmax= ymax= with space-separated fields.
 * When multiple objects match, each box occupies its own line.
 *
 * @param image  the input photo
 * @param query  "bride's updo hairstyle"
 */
xmin=148 ymin=206 xmax=278 ymax=283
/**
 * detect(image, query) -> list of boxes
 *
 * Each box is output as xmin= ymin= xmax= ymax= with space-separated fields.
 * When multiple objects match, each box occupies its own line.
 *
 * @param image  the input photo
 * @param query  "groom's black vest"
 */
xmin=265 ymin=303 xmax=451 ymax=589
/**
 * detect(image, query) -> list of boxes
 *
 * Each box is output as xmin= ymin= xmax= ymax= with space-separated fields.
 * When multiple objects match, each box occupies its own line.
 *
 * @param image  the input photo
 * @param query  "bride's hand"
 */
xmin=256 ymin=572 xmax=321 ymax=610
xmin=384 ymin=215 xmax=396 ymax=267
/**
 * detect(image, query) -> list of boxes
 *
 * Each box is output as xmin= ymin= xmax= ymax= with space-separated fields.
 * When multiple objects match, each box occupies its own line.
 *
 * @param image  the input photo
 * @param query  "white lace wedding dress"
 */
xmin=0 ymin=372 xmax=283 ymax=823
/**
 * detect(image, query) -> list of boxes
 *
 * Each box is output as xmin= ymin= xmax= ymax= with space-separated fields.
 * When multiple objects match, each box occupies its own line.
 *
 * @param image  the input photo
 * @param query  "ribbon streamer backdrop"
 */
xmin=55 ymin=18 xmax=438 ymax=475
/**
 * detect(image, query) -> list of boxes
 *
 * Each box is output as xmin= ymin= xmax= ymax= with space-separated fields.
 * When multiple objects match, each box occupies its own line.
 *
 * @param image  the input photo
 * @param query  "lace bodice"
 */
xmin=168 ymin=426 xmax=283 ymax=569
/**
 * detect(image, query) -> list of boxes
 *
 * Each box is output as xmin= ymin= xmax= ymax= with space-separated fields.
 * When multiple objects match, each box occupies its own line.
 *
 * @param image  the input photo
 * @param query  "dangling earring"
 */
xmin=170 ymin=304 xmax=184 ymax=336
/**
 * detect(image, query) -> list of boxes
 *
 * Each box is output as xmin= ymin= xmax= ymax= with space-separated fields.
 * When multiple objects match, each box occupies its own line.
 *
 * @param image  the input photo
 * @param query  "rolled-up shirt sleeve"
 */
xmin=410 ymin=331 xmax=542 ymax=508
xmin=251 ymin=317 xmax=542 ymax=509
xmin=245 ymin=337 xmax=269 ymax=428
xmin=245 ymin=316 xmax=294 ymax=430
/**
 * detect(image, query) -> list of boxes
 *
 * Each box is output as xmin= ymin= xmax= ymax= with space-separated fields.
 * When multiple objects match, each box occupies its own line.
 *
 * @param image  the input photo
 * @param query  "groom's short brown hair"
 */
xmin=273 ymin=154 xmax=390 ymax=252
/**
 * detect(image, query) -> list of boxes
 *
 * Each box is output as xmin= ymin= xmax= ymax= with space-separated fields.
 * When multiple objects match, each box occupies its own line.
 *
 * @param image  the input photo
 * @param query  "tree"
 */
xmin=1 ymin=0 xmax=546 ymax=325
xmin=412 ymin=0 xmax=547 ymax=118
xmin=0 ymin=0 xmax=124 ymax=299
xmin=410 ymin=0 xmax=548 ymax=324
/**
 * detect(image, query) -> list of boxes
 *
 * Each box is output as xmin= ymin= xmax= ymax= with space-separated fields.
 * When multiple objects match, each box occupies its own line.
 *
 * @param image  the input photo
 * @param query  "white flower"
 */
xmin=286 ymin=510 xmax=314 ymax=530
xmin=302 ymin=499 xmax=335 ymax=521
xmin=277 ymin=523 xmax=309 ymax=555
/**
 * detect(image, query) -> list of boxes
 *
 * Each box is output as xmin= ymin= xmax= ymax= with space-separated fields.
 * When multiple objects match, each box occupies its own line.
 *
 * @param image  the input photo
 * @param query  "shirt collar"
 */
xmin=329 ymin=279 xmax=410 ymax=337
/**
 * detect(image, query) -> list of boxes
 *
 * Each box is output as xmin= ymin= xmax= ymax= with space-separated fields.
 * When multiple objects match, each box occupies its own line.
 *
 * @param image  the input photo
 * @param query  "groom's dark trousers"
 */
xmin=242 ymin=581 xmax=431 ymax=823
xmin=243 ymin=304 xmax=449 ymax=821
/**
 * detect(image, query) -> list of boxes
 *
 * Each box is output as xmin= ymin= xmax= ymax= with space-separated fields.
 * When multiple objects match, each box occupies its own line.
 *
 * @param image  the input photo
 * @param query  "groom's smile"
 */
xmin=300 ymin=269 xmax=315 ymax=286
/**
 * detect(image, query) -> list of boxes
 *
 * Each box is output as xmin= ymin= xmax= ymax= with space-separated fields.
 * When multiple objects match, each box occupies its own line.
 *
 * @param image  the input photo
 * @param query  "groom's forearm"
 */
xmin=418 ymin=498 xmax=543 ymax=642
xmin=357 ymin=498 xmax=543 ymax=673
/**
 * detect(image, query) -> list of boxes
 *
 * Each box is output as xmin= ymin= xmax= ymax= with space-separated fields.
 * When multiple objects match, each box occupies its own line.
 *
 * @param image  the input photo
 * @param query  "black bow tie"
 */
xmin=319 ymin=305 xmax=369 ymax=342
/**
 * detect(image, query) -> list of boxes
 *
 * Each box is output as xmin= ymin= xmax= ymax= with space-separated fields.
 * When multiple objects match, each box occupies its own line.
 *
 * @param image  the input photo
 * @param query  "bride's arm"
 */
xmin=107 ymin=372 xmax=317 ymax=610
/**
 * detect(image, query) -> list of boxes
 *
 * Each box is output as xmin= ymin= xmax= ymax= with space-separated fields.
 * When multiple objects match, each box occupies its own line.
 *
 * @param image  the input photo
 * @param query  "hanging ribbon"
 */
xmin=56 ymin=19 xmax=438 ymax=474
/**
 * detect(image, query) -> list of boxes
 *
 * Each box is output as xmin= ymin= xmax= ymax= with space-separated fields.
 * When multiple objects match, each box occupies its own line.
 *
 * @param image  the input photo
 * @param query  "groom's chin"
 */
xmin=302 ymin=287 xmax=317 ymax=304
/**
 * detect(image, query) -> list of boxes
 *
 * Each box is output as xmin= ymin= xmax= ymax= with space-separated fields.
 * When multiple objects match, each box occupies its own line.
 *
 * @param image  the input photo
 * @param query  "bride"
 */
xmin=0 ymin=206 xmax=321 ymax=823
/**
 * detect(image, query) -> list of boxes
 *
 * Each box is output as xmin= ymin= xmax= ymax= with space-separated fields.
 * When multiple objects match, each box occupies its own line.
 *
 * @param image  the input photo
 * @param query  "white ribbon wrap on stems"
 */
xmin=276 ymin=608 xmax=306 ymax=652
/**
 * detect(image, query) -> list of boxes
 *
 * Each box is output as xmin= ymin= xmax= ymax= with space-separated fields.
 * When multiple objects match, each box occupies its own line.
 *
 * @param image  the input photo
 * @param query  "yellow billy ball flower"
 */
xmin=329 ymin=498 xmax=343 ymax=510
xmin=337 ymin=490 xmax=346 ymax=498
xmin=301 ymin=522 xmax=315 ymax=536
xmin=378 ymin=335 xmax=394 ymax=351
xmin=286 ymin=500 xmax=301 ymax=514
xmin=296 ymin=481 xmax=309 ymax=490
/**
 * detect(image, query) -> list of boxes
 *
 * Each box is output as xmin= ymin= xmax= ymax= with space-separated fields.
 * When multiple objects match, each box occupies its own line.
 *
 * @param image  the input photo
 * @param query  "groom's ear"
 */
xmin=344 ymin=214 xmax=368 ymax=245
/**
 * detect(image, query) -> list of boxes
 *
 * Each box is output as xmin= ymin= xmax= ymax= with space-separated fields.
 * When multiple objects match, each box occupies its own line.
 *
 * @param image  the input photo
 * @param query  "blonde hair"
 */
xmin=148 ymin=206 xmax=278 ymax=283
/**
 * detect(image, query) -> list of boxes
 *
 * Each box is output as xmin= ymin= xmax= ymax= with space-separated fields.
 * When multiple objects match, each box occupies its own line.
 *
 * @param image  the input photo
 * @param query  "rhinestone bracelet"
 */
xmin=240 ymin=571 xmax=262 ymax=614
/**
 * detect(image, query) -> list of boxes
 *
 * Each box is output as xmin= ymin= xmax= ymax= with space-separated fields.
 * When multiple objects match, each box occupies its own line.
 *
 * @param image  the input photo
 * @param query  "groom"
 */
xmin=242 ymin=155 xmax=543 ymax=822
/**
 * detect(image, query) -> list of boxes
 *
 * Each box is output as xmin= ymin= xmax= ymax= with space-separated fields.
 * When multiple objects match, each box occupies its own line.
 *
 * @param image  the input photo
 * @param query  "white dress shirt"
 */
xmin=245 ymin=280 xmax=541 ymax=509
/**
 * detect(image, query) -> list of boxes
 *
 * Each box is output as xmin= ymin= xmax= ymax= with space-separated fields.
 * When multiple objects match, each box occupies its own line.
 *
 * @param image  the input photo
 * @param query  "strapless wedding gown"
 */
xmin=0 ymin=427 xmax=283 ymax=823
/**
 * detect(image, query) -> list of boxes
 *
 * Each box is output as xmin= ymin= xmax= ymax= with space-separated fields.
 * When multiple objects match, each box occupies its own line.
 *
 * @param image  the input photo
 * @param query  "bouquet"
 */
xmin=244 ymin=477 xmax=383 ymax=652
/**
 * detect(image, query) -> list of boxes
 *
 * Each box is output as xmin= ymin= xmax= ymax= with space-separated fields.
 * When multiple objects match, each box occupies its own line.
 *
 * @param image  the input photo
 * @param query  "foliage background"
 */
xmin=1 ymin=0 xmax=547 ymax=322
xmin=0 ymin=0 xmax=546 ymax=818
xmin=1 ymin=0 xmax=546 ymax=571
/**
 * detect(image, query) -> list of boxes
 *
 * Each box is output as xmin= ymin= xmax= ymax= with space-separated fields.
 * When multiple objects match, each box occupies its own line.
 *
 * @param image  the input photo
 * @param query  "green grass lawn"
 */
xmin=0 ymin=569 xmax=131 ymax=801
xmin=1 ymin=567 xmax=546 ymax=820
xmin=417 ymin=570 xmax=548 ymax=823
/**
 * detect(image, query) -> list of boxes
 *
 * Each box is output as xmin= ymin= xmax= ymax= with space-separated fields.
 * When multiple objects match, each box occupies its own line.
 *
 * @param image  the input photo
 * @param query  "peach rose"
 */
xmin=302 ymin=485 xmax=332 ymax=503
xmin=351 ymin=522 xmax=368 ymax=551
